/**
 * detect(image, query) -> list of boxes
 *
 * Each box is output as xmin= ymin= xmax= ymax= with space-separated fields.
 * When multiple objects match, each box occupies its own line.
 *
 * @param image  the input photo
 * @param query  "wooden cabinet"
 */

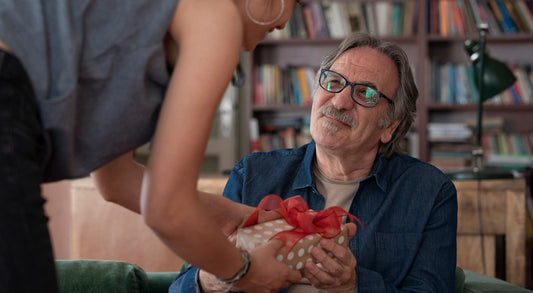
xmin=240 ymin=0 xmax=533 ymax=170
xmin=455 ymin=178 xmax=527 ymax=287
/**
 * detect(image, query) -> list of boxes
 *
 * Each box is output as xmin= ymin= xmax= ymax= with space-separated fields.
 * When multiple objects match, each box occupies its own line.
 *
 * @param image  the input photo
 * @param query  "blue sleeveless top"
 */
xmin=0 ymin=0 xmax=179 ymax=181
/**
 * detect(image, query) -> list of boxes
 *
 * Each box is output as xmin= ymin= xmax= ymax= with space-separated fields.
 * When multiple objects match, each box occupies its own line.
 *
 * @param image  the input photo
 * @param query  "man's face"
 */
xmin=310 ymin=46 xmax=400 ymax=155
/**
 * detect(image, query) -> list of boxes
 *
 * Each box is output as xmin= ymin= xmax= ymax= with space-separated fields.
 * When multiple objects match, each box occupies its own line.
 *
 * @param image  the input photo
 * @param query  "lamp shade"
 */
xmin=464 ymin=40 xmax=517 ymax=101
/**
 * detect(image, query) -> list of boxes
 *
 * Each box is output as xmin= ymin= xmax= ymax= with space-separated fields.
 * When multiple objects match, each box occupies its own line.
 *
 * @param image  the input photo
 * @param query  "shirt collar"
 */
xmin=292 ymin=141 xmax=317 ymax=190
xmin=293 ymin=141 xmax=390 ymax=193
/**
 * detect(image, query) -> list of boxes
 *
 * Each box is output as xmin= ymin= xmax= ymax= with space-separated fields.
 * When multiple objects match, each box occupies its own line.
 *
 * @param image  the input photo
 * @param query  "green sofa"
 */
xmin=55 ymin=260 xmax=532 ymax=293
xmin=55 ymin=260 xmax=178 ymax=293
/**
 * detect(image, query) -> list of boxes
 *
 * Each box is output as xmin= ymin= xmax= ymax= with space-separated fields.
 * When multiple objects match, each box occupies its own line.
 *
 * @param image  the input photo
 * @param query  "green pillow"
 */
xmin=55 ymin=260 xmax=149 ymax=293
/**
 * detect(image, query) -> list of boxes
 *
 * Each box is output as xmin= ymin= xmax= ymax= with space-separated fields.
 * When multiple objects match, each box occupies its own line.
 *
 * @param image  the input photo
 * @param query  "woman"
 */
xmin=0 ymin=0 xmax=301 ymax=292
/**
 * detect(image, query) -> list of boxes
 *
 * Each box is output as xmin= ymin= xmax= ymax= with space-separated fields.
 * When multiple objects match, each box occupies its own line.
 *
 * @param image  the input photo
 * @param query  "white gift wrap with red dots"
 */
xmin=236 ymin=218 xmax=349 ymax=270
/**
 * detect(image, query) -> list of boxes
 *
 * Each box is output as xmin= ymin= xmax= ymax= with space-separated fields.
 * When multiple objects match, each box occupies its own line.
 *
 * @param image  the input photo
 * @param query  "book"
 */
xmin=467 ymin=0 xmax=483 ymax=31
xmin=428 ymin=0 xmax=440 ymax=35
xmin=362 ymin=2 xmax=378 ymax=35
xmin=249 ymin=118 xmax=260 ymax=152
xmin=515 ymin=0 xmax=533 ymax=33
xmin=451 ymin=0 xmax=466 ymax=36
xmin=322 ymin=2 xmax=348 ymax=38
xmin=439 ymin=0 xmax=450 ymax=36
xmin=289 ymin=3 xmax=309 ymax=39
xmin=403 ymin=0 xmax=416 ymax=36
xmin=302 ymin=4 xmax=316 ymax=38
xmin=461 ymin=0 xmax=479 ymax=35
xmin=465 ymin=65 xmax=480 ymax=104
xmin=253 ymin=67 xmax=263 ymax=105
xmin=503 ymin=0 xmax=529 ymax=32
xmin=290 ymin=67 xmax=302 ymax=105
xmin=478 ymin=0 xmax=503 ymax=34
xmin=375 ymin=2 xmax=392 ymax=36
xmin=455 ymin=64 xmax=469 ymax=104
xmin=346 ymin=2 xmax=367 ymax=33
xmin=308 ymin=2 xmax=329 ymax=38
xmin=295 ymin=67 xmax=311 ymax=104
xmin=491 ymin=0 xmax=518 ymax=33
xmin=391 ymin=2 xmax=404 ymax=36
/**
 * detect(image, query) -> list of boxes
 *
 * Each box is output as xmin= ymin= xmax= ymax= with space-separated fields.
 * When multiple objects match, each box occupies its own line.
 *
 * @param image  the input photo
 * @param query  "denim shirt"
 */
xmin=170 ymin=141 xmax=458 ymax=293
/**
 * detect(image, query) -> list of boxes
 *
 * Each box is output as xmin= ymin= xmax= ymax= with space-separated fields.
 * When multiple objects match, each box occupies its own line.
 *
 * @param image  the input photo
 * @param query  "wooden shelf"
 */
xmin=428 ymin=104 xmax=533 ymax=112
xmin=244 ymin=0 xmax=533 ymax=163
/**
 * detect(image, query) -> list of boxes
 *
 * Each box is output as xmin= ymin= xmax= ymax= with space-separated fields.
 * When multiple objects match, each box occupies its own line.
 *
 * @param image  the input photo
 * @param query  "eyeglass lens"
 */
xmin=320 ymin=70 xmax=380 ymax=107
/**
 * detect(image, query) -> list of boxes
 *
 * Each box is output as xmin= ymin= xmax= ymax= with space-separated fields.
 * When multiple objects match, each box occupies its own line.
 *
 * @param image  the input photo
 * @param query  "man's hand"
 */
xmin=302 ymin=223 xmax=358 ymax=293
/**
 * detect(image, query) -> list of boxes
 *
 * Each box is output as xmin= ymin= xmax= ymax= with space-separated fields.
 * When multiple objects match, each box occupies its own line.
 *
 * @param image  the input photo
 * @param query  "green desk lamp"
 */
xmin=447 ymin=23 xmax=518 ymax=277
xmin=447 ymin=23 xmax=517 ymax=180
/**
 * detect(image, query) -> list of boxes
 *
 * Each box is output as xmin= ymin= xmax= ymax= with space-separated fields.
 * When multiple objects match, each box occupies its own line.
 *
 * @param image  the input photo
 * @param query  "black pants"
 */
xmin=0 ymin=49 xmax=58 ymax=292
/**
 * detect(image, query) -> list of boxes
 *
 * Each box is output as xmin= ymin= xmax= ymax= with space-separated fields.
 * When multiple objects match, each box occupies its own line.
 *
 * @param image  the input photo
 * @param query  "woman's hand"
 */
xmin=198 ymin=240 xmax=301 ymax=293
xmin=302 ymin=223 xmax=358 ymax=293
xmin=233 ymin=240 xmax=302 ymax=293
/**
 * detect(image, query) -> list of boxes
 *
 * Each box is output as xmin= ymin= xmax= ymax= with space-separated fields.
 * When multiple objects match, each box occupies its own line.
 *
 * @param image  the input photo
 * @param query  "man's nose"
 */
xmin=331 ymin=86 xmax=355 ymax=110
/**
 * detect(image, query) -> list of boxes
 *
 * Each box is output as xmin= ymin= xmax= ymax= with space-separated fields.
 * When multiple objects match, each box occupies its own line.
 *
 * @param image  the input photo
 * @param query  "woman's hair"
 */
xmin=317 ymin=32 xmax=419 ymax=158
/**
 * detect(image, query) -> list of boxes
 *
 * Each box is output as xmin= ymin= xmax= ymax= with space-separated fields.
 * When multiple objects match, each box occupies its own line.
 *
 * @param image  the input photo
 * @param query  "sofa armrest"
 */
xmin=55 ymin=260 xmax=149 ymax=293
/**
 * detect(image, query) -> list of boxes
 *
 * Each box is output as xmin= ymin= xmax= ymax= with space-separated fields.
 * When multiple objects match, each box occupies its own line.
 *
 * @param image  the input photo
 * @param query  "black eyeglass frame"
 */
xmin=318 ymin=68 xmax=394 ymax=108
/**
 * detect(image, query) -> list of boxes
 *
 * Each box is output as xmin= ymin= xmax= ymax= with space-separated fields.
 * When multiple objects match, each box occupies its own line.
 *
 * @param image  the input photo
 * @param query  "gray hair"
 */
xmin=317 ymin=32 xmax=418 ymax=158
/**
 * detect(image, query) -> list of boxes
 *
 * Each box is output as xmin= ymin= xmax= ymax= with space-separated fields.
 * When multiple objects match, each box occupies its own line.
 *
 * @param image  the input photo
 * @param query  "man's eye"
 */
xmin=325 ymin=79 xmax=343 ymax=89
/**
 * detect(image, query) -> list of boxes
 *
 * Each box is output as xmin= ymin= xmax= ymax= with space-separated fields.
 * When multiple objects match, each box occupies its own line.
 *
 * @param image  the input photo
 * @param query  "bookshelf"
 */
xmin=239 ymin=0 xmax=533 ymax=171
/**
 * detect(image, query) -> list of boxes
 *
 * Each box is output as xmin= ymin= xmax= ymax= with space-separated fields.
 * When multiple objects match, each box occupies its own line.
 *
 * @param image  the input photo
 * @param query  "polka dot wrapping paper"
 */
xmin=236 ymin=218 xmax=350 ymax=270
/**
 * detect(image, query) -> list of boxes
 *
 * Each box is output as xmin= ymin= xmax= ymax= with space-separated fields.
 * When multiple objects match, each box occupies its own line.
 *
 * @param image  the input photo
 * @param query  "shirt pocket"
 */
xmin=373 ymin=232 xmax=423 ymax=282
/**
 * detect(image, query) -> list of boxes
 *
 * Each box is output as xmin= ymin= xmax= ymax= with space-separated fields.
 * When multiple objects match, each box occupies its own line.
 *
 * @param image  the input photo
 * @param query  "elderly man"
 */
xmin=170 ymin=32 xmax=457 ymax=293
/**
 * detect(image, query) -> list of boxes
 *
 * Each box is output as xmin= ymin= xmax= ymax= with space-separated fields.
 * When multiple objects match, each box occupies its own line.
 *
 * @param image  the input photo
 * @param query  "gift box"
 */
xmin=236 ymin=194 xmax=362 ymax=270
xmin=236 ymin=218 xmax=350 ymax=270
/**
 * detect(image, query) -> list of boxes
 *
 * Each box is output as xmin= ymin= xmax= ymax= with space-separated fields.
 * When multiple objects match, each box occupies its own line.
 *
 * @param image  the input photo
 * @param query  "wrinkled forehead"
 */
xmin=330 ymin=47 xmax=399 ymax=93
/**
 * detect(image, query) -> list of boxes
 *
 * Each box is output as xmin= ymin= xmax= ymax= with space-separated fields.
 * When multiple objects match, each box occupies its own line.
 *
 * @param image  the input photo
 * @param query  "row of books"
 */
xmin=428 ymin=118 xmax=533 ymax=168
xmin=267 ymin=1 xmax=418 ymax=40
xmin=428 ymin=122 xmax=474 ymax=142
xmin=484 ymin=131 xmax=533 ymax=155
xmin=253 ymin=65 xmax=317 ymax=106
xmin=249 ymin=117 xmax=311 ymax=152
xmin=429 ymin=131 xmax=533 ymax=169
xmin=428 ymin=121 xmax=483 ymax=169
xmin=428 ymin=61 xmax=533 ymax=105
xmin=255 ymin=130 xmax=312 ymax=153
xmin=484 ymin=131 xmax=533 ymax=167
xmin=428 ymin=0 xmax=533 ymax=36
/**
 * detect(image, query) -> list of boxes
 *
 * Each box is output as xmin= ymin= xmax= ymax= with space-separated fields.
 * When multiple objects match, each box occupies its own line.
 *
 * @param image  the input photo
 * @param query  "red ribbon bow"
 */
xmin=243 ymin=194 xmax=364 ymax=257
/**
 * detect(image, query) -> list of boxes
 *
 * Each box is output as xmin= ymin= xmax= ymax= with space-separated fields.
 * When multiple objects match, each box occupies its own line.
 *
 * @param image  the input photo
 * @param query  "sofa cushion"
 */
xmin=147 ymin=272 xmax=179 ymax=293
xmin=463 ymin=270 xmax=533 ymax=293
xmin=55 ymin=260 xmax=149 ymax=293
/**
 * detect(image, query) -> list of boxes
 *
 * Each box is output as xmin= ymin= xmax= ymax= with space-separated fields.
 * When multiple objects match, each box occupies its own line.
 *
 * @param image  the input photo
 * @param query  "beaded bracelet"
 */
xmin=216 ymin=247 xmax=251 ymax=292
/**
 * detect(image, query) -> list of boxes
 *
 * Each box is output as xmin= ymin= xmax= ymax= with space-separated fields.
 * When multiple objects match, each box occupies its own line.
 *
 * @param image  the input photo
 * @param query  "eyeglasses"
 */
xmin=318 ymin=69 xmax=394 ymax=108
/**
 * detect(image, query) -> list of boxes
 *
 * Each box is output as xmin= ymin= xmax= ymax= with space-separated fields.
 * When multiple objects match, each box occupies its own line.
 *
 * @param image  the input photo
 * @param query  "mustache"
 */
xmin=318 ymin=105 xmax=355 ymax=128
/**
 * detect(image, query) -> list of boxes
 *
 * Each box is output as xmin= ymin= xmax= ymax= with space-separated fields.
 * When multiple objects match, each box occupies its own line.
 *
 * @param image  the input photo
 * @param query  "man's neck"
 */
xmin=314 ymin=147 xmax=375 ymax=181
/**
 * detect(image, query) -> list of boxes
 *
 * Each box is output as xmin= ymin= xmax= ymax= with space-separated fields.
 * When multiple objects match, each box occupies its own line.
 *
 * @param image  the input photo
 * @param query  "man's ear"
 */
xmin=380 ymin=119 xmax=401 ymax=143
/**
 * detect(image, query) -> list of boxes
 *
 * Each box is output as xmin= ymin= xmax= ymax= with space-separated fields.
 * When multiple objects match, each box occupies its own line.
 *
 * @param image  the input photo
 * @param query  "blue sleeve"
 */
xmin=168 ymin=266 xmax=201 ymax=293
xmin=222 ymin=158 xmax=246 ymax=203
